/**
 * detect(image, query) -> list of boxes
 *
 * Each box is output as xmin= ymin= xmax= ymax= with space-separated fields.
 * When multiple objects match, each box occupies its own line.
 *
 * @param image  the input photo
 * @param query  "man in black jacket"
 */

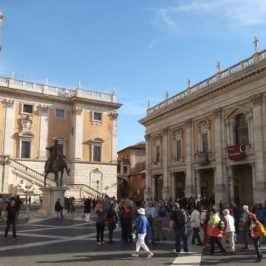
xmin=55 ymin=198 xmax=63 ymax=218
xmin=4 ymin=199 xmax=19 ymax=240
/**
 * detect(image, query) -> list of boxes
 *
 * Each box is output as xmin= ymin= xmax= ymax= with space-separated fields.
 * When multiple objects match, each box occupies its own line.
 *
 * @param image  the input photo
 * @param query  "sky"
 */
xmin=1 ymin=0 xmax=266 ymax=150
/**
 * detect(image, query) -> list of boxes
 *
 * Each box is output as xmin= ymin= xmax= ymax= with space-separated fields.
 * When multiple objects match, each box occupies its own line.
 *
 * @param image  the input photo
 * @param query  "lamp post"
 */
xmin=227 ymin=175 xmax=232 ymax=207
xmin=194 ymin=177 xmax=197 ymax=198
xmin=96 ymin=180 xmax=99 ymax=199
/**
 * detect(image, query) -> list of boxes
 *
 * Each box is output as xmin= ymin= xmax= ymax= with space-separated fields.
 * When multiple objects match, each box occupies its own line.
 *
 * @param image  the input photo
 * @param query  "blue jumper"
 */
xmin=135 ymin=215 xmax=149 ymax=234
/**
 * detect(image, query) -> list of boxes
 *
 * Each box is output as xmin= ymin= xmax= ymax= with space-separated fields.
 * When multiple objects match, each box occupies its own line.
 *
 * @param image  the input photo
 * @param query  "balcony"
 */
xmin=197 ymin=151 xmax=210 ymax=166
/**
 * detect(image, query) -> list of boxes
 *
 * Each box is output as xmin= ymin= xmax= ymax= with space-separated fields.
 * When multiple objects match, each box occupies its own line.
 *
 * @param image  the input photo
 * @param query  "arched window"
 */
xmin=234 ymin=114 xmax=248 ymax=145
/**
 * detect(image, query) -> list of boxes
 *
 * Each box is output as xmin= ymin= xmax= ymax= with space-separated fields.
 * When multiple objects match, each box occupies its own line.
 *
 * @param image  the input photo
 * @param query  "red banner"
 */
xmin=228 ymin=144 xmax=245 ymax=161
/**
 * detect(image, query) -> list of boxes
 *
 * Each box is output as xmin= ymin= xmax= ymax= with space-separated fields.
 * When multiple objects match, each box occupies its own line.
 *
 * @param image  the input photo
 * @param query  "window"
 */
xmin=202 ymin=133 xmax=208 ymax=152
xmin=93 ymin=112 xmax=102 ymax=122
xmin=123 ymin=165 xmax=128 ymax=174
xmin=176 ymin=140 xmax=182 ymax=161
xmin=21 ymin=141 xmax=31 ymax=158
xmin=156 ymin=146 xmax=160 ymax=162
xmin=93 ymin=145 xmax=101 ymax=162
xmin=234 ymin=113 xmax=249 ymax=145
xmin=23 ymin=104 xmax=33 ymax=114
xmin=56 ymin=109 xmax=65 ymax=119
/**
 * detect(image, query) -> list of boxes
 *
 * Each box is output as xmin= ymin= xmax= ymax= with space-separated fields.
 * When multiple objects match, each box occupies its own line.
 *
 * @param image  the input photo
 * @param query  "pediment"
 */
xmin=225 ymin=106 xmax=252 ymax=119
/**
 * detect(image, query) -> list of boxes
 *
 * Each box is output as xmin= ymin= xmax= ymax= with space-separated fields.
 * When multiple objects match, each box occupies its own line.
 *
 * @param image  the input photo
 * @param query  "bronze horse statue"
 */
xmin=44 ymin=140 xmax=70 ymax=186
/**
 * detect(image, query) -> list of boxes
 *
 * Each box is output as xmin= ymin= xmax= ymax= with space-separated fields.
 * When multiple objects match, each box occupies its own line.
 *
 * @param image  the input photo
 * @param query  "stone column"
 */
xmin=185 ymin=119 xmax=194 ymax=196
xmin=194 ymin=170 xmax=201 ymax=197
xmin=170 ymin=172 xmax=175 ymax=200
xmin=162 ymin=127 xmax=169 ymax=199
xmin=3 ymin=99 xmax=15 ymax=156
xmin=251 ymin=94 xmax=266 ymax=203
xmin=72 ymin=107 xmax=83 ymax=160
xmin=144 ymin=134 xmax=152 ymax=200
xmin=110 ymin=113 xmax=118 ymax=163
xmin=213 ymin=108 xmax=225 ymax=204
xmin=39 ymin=105 xmax=49 ymax=159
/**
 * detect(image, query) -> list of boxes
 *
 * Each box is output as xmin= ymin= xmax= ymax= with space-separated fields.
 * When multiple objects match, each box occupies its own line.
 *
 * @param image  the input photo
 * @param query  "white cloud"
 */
xmin=152 ymin=0 xmax=266 ymax=37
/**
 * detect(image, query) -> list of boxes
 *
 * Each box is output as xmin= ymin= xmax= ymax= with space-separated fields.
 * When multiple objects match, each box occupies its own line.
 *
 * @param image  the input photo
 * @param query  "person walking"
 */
xmin=207 ymin=207 xmax=226 ymax=255
xmin=106 ymin=202 xmax=117 ymax=244
xmin=241 ymin=205 xmax=251 ymax=249
xmin=131 ymin=208 xmax=154 ymax=259
xmin=250 ymin=212 xmax=265 ymax=263
xmin=169 ymin=202 xmax=188 ymax=255
xmin=95 ymin=202 xmax=106 ymax=245
xmin=4 ymin=199 xmax=19 ymax=240
xmin=223 ymin=208 xmax=235 ymax=253
xmin=190 ymin=205 xmax=202 ymax=245
xmin=54 ymin=198 xmax=63 ymax=218
xmin=84 ymin=197 xmax=91 ymax=222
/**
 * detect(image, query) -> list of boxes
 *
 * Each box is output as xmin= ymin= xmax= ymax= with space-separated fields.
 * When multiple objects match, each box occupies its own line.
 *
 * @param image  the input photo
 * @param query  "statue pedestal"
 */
xmin=38 ymin=186 xmax=68 ymax=216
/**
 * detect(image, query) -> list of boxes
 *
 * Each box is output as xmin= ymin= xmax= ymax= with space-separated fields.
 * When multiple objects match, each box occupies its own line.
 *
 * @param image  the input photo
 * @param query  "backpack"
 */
xmin=174 ymin=209 xmax=187 ymax=226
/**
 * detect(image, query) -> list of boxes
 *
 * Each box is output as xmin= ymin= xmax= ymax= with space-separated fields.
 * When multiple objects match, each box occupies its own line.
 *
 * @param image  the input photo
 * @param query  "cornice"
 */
xmin=140 ymin=60 xmax=266 ymax=125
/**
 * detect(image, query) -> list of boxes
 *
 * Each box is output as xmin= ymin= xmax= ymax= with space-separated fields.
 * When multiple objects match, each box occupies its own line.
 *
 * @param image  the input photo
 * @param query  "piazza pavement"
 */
xmin=0 ymin=207 xmax=265 ymax=266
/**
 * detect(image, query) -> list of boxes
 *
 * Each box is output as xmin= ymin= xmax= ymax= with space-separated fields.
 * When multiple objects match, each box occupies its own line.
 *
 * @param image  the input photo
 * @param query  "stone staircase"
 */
xmin=8 ymin=158 xmax=105 ymax=198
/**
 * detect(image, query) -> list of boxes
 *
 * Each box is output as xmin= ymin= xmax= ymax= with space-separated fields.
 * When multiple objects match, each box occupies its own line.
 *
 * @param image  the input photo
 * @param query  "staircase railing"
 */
xmin=8 ymin=158 xmax=56 ymax=186
xmin=67 ymin=183 xmax=106 ymax=199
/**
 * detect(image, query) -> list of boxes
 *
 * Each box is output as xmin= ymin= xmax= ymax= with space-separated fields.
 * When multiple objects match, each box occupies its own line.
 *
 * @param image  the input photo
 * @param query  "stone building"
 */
xmin=140 ymin=44 xmax=266 ymax=207
xmin=117 ymin=142 xmax=145 ymax=200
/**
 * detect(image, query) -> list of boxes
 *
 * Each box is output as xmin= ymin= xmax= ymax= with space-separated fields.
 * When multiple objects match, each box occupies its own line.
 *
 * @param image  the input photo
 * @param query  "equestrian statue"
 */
xmin=44 ymin=139 xmax=70 ymax=186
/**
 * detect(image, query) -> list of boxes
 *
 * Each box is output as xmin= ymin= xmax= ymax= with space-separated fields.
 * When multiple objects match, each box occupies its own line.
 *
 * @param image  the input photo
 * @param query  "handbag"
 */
xmin=256 ymin=221 xmax=266 ymax=237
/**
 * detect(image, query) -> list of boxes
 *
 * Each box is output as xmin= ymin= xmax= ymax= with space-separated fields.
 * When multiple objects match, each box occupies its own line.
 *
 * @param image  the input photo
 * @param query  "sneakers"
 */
xmin=173 ymin=249 xmax=178 ymax=255
xmin=131 ymin=252 xmax=139 ymax=257
xmin=13 ymin=236 xmax=20 ymax=240
xmin=147 ymin=252 xmax=154 ymax=259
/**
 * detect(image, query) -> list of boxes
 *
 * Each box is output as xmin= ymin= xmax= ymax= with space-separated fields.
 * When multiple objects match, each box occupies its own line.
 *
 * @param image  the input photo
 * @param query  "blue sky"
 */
xmin=1 ymin=0 xmax=266 ymax=150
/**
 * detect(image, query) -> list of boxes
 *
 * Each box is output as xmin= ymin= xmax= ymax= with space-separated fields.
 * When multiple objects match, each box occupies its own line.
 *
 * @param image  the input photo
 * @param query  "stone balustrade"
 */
xmin=147 ymin=49 xmax=266 ymax=115
xmin=0 ymin=76 xmax=115 ymax=103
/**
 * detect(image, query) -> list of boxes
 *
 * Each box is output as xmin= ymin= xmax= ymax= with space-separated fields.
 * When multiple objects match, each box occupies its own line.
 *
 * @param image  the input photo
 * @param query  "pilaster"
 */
xmin=3 ymin=99 xmax=15 ymax=156
xmin=162 ymin=127 xmax=169 ymax=199
xmin=185 ymin=119 xmax=194 ymax=196
xmin=251 ymin=93 xmax=266 ymax=202
xmin=144 ymin=134 xmax=152 ymax=200
xmin=39 ymin=105 xmax=49 ymax=159
xmin=110 ymin=112 xmax=118 ymax=163
xmin=72 ymin=106 xmax=83 ymax=160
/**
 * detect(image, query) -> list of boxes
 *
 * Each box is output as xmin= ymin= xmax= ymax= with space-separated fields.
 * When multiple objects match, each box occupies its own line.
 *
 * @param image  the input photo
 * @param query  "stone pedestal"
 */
xmin=38 ymin=186 xmax=68 ymax=216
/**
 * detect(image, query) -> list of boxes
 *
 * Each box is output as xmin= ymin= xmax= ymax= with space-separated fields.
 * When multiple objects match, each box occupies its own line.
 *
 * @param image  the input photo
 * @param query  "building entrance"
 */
xmin=174 ymin=172 xmax=185 ymax=200
xmin=232 ymin=164 xmax=253 ymax=206
xmin=199 ymin=169 xmax=214 ymax=198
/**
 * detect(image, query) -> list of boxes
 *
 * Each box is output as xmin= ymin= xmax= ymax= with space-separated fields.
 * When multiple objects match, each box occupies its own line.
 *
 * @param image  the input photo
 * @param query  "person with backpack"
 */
xmin=249 ymin=212 xmax=264 ymax=262
xmin=120 ymin=200 xmax=133 ymax=243
xmin=207 ymin=207 xmax=226 ymax=255
xmin=200 ymin=206 xmax=210 ymax=247
xmin=169 ymin=202 xmax=188 ymax=255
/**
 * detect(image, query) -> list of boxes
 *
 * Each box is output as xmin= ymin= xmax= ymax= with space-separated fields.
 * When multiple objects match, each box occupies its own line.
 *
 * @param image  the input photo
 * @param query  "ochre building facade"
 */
xmin=140 ymin=48 xmax=266 ymax=207
xmin=0 ymin=76 xmax=121 ymax=198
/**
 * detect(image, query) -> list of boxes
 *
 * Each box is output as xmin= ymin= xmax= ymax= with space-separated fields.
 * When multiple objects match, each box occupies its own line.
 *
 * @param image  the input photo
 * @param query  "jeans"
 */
xmin=253 ymin=237 xmax=263 ymax=260
xmin=191 ymin=227 xmax=202 ymax=244
xmin=147 ymin=217 xmax=156 ymax=244
xmin=96 ymin=222 xmax=105 ymax=242
xmin=209 ymin=236 xmax=225 ymax=254
xmin=174 ymin=227 xmax=188 ymax=253
xmin=5 ymin=220 xmax=17 ymax=238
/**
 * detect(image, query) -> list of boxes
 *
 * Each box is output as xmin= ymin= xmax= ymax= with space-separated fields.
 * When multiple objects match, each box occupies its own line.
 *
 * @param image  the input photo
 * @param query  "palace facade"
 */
xmin=140 ymin=47 xmax=266 ymax=207
xmin=0 ymin=76 xmax=121 ymax=198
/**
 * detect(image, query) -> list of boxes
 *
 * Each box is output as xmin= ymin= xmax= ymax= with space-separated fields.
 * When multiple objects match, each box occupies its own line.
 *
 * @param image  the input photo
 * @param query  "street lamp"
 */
xmin=194 ymin=177 xmax=197 ymax=198
xmin=96 ymin=180 xmax=99 ymax=199
xmin=227 ymin=175 xmax=232 ymax=207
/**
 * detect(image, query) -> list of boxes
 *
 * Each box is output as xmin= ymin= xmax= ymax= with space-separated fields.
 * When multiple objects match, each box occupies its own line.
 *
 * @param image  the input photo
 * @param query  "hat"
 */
xmin=137 ymin=208 xmax=145 ymax=215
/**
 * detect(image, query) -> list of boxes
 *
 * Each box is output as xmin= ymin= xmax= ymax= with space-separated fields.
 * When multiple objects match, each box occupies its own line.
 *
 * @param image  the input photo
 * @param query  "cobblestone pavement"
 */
xmin=0 ymin=209 xmax=264 ymax=266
